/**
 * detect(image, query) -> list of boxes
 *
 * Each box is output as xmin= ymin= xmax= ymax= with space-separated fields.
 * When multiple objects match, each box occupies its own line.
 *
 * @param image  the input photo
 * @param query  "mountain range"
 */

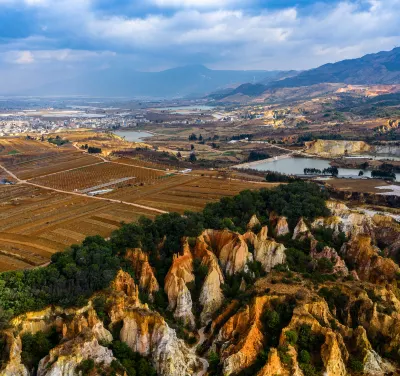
xmin=212 ymin=47 xmax=400 ymax=100
xmin=11 ymin=47 xmax=400 ymax=98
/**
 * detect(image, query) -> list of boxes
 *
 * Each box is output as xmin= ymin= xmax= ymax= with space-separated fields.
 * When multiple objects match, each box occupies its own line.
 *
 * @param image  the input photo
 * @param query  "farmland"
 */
xmin=0 ymin=137 xmax=56 ymax=156
xmin=0 ymin=132 xmax=279 ymax=272
xmin=0 ymin=184 xmax=157 ymax=271
xmin=104 ymin=174 xmax=276 ymax=213
xmin=30 ymin=161 xmax=166 ymax=191
xmin=0 ymin=150 xmax=100 ymax=180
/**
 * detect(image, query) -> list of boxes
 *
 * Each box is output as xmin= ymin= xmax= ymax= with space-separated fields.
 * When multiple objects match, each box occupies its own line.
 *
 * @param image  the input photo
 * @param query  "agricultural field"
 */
xmin=0 ymin=150 xmax=100 ymax=180
xmin=0 ymin=137 xmax=56 ymax=156
xmin=0 ymin=184 xmax=157 ymax=271
xmin=30 ymin=161 xmax=166 ymax=192
xmin=105 ymin=174 xmax=276 ymax=213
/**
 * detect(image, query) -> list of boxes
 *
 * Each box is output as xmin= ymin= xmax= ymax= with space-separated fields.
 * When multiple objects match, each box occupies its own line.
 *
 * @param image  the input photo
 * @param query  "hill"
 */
xmin=270 ymin=47 xmax=400 ymax=88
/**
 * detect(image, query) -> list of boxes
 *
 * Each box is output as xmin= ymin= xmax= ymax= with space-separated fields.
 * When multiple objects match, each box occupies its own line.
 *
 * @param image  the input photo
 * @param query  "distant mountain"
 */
xmin=23 ymin=65 xmax=288 ymax=98
xmin=208 ymin=83 xmax=268 ymax=100
xmin=269 ymin=47 xmax=400 ymax=88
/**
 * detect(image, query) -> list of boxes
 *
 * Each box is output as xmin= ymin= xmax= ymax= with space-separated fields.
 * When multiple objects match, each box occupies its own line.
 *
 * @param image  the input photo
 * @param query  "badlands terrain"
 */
xmin=0 ymin=178 xmax=399 ymax=376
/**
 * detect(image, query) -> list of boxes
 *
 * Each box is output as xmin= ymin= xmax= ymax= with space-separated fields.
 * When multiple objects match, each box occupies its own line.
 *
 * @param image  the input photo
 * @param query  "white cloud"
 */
xmin=15 ymin=51 xmax=34 ymax=64
xmin=2 ymin=49 xmax=116 ymax=65
xmin=1 ymin=0 xmax=400 ymax=72
xmin=149 ymin=0 xmax=240 ymax=8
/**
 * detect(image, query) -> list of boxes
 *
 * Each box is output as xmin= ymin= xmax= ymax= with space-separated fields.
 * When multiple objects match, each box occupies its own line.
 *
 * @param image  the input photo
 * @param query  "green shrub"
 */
xmin=76 ymin=359 xmax=95 ymax=375
xmin=299 ymin=349 xmax=311 ymax=364
xmin=285 ymin=330 xmax=298 ymax=345
xmin=348 ymin=357 xmax=364 ymax=372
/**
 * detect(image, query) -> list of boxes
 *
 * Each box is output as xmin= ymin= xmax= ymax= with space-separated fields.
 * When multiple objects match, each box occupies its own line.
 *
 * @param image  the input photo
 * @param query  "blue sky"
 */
xmin=0 ymin=0 xmax=399 ymax=92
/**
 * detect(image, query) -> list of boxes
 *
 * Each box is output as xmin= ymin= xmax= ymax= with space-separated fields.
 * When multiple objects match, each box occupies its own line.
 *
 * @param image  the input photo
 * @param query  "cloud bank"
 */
xmin=0 ymin=0 xmax=399 ymax=92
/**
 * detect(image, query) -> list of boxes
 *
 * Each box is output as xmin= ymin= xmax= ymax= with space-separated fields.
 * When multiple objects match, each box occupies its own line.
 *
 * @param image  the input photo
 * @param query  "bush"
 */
xmin=285 ymin=330 xmax=298 ymax=345
xmin=348 ymin=357 xmax=364 ymax=372
xmin=111 ymin=341 xmax=156 ymax=376
xmin=76 ymin=359 xmax=95 ymax=375
xmin=299 ymin=349 xmax=311 ymax=364
xmin=21 ymin=329 xmax=60 ymax=371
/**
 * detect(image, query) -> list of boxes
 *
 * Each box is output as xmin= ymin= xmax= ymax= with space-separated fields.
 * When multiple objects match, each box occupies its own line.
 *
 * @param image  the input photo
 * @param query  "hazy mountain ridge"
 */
xmin=23 ymin=65 xmax=287 ymax=98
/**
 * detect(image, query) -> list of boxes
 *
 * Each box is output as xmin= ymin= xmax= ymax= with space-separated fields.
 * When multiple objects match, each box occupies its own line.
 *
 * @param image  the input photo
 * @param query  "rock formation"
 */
xmin=164 ymin=241 xmax=195 ymax=327
xmin=341 ymin=235 xmax=399 ymax=284
xmin=311 ymin=246 xmax=348 ymax=276
xmin=125 ymin=248 xmax=159 ymax=298
xmin=120 ymin=309 xmax=200 ymax=376
xmin=269 ymin=212 xmax=290 ymax=237
xmin=194 ymin=239 xmax=225 ymax=324
xmin=216 ymin=295 xmax=271 ymax=375
xmin=305 ymin=139 xmax=371 ymax=157
xmin=196 ymin=229 xmax=251 ymax=275
xmin=252 ymin=226 xmax=286 ymax=272
xmin=247 ymin=214 xmax=261 ymax=230
xmin=37 ymin=331 xmax=115 ymax=376
xmin=313 ymin=201 xmax=375 ymax=240
xmin=292 ymin=218 xmax=312 ymax=241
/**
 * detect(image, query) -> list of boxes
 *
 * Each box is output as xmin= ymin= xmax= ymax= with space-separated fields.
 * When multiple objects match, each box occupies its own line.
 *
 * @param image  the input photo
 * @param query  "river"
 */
xmin=113 ymin=130 xmax=154 ymax=142
xmin=250 ymin=156 xmax=400 ymax=180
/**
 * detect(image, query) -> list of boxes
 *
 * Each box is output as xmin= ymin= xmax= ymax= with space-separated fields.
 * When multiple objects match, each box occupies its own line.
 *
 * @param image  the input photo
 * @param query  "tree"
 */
xmin=88 ymin=147 xmax=102 ymax=154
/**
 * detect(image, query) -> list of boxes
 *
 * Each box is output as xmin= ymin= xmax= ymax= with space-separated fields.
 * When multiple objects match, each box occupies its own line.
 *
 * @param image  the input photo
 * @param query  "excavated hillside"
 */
xmin=0 ymin=190 xmax=400 ymax=376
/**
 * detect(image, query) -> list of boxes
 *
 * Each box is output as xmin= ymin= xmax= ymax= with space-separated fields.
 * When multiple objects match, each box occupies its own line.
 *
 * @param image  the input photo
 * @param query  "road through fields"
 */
xmin=0 ymin=162 xmax=168 ymax=215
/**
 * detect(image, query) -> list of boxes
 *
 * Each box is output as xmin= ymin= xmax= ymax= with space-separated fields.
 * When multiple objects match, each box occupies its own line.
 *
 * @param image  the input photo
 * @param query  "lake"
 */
xmin=114 ymin=130 xmax=153 ymax=142
xmin=251 ymin=157 xmax=400 ymax=180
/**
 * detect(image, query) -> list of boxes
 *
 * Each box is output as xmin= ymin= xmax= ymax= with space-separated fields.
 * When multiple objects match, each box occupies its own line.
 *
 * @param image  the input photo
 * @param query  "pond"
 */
xmin=113 ymin=130 xmax=153 ymax=142
xmin=251 ymin=157 xmax=400 ymax=180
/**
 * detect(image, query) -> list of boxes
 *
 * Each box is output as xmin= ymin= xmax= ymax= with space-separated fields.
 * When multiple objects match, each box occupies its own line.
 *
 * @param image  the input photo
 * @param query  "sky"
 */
xmin=0 ymin=0 xmax=400 ymax=92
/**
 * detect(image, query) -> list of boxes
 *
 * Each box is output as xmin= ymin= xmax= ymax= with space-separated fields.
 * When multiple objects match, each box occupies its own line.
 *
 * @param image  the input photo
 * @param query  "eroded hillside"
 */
xmin=0 ymin=182 xmax=399 ymax=376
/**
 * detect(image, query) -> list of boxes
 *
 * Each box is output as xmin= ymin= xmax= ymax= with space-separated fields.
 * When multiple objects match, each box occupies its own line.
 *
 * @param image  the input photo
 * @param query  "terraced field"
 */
xmin=105 ymin=174 xmax=276 ymax=213
xmin=30 ymin=162 xmax=165 ymax=192
xmin=0 ymin=185 xmax=157 ymax=271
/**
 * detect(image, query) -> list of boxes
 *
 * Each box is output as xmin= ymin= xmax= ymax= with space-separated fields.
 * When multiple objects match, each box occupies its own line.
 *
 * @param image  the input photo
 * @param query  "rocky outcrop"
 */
xmin=0 ymin=332 xmax=29 ymax=376
xmin=164 ymin=243 xmax=195 ymax=327
xmin=120 ymin=309 xmax=200 ymax=376
xmin=37 ymin=330 xmax=114 ymax=376
xmin=256 ymin=348 xmax=288 ymax=376
xmin=313 ymin=201 xmax=375 ymax=240
xmin=340 ymin=235 xmax=399 ymax=284
xmin=352 ymin=326 xmax=395 ymax=375
xmin=270 ymin=212 xmax=290 ymax=237
xmin=253 ymin=227 xmax=286 ymax=272
xmin=125 ymin=248 xmax=159 ymax=298
xmin=305 ymin=140 xmax=371 ymax=157
xmin=194 ymin=240 xmax=225 ymax=324
xmin=196 ymin=229 xmax=251 ymax=275
xmin=247 ymin=214 xmax=261 ymax=230
xmin=216 ymin=295 xmax=271 ymax=375
xmin=311 ymin=246 xmax=348 ymax=276
xmin=292 ymin=218 xmax=312 ymax=241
